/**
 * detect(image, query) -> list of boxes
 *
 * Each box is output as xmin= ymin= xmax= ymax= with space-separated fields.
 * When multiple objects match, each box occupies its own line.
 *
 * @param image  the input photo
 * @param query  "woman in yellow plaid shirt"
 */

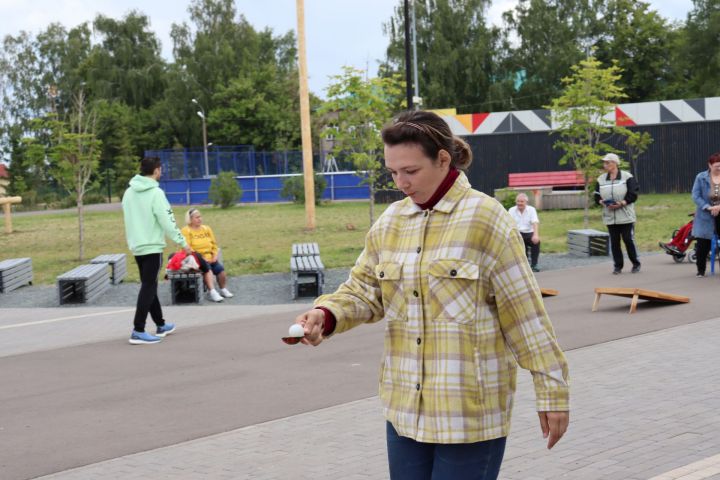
xmin=293 ymin=110 xmax=570 ymax=480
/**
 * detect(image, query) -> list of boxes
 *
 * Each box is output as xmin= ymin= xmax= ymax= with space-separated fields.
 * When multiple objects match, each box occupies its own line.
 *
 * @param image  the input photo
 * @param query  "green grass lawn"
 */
xmin=3 ymin=193 xmax=697 ymax=285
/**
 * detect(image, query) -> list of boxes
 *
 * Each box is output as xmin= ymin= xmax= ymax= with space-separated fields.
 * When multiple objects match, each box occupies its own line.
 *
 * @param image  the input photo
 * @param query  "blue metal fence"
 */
xmin=146 ymin=146 xmax=356 ymax=179
xmin=160 ymin=171 xmax=369 ymax=205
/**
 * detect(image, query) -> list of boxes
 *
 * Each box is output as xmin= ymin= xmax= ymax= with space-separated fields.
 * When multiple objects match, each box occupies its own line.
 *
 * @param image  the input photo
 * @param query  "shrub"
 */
xmin=208 ymin=171 xmax=242 ymax=209
xmin=494 ymin=188 xmax=518 ymax=210
xmin=281 ymin=174 xmax=327 ymax=205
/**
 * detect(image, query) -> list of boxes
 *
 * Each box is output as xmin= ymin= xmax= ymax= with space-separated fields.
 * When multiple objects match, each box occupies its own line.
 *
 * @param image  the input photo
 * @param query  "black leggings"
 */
xmin=607 ymin=223 xmax=640 ymax=270
xmin=133 ymin=253 xmax=165 ymax=332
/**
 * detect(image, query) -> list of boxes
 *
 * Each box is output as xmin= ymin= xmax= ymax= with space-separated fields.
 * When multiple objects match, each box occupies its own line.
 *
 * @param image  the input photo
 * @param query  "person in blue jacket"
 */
xmin=691 ymin=152 xmax=720 ymax=277
xmin=122 ymin=156 xmax=191 ymax=344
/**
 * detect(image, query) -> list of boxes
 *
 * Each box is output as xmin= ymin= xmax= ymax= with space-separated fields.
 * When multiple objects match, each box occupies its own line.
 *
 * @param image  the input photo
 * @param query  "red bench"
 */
xmin=508 ymin=171 xmax=584 ymax=188
xmin=507 ymin=171 xmax=585 ymax=210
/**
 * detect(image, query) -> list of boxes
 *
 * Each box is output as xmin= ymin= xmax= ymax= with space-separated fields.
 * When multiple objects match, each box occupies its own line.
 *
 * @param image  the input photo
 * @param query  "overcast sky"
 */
xmin=0 ymin=0 xmax=694 ymax=97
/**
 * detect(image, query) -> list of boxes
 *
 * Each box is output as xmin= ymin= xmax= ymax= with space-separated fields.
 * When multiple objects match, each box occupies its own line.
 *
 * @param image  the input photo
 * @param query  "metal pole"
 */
xmin=411 ymin=0 xmax=420 ymax=108
xmin=202 ymin=117 xmax=209 ymax=177
xmin=296 ymin=0 xmax=316 ymax=230
xmin=403 ymin=0 xmax=413 ymax=109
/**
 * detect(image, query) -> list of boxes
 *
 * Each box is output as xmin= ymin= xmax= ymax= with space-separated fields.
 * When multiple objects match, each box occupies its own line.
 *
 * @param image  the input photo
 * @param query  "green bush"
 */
xmin=281 ymin=174 xmax=327 ymax=205
xmin=494 ymin=188 xmax=518 ymax=210
xmin=209 ymin=171 xmax=242 ymax=208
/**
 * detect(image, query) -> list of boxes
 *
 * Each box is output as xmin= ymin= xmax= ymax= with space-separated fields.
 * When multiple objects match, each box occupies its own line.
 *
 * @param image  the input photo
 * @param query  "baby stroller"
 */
xmin=659 ymin=214 xmax=696 ymax=263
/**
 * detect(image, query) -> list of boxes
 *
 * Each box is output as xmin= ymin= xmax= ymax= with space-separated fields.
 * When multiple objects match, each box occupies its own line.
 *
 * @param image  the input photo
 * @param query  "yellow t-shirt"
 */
xmin=181 ymin=225 xmax=218 ymax=262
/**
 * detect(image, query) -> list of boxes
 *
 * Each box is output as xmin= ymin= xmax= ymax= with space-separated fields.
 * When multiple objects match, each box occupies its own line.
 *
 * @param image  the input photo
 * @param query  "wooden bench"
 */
xmin=90 ymin=254 xmax=127 ymax=285
xmin=567 ymin=229 xmax=610 ymax=257
xmin=291 ymin=242 xmax=325 ymax=299
xmin=508 ymin=171 xmax=585 ymax=189
xmin=0 ymin=257 xmax=33 ymax=293
xmin=167 ymin=271 xmax=204 ymax=304
xmin=57 ymin=263 xmax=110 ymax=305
xmin=592 ymin=287 xmax=690 ymax=314
xmin=507 ymin=171 xmax=585 ymax=210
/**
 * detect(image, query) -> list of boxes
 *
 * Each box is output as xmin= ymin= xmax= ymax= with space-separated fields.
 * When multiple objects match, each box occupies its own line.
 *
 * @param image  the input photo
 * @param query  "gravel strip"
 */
xmin=0 ymin=253 xmax=662 ymax=309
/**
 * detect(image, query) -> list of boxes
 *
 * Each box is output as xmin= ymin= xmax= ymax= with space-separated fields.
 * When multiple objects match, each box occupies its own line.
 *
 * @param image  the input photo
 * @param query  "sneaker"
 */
xmin=612 ymin=268 xmax=622 ymax=275
xmin=531 ymin=265 xmax=540 ymax=273
xmin=208 ymin=289 xmax=224 ymax=302
xmin=156 ymin=323 xmax=176 ymax=337
xmin=697 ymin=272 xmax=705 ymax=277
xmin=129 ymin=331 xmax=162 ymax=345
xmin=631 ymin=264 xmax=641 ymax=274
xmin=220 ymin=288 xmax=234 ymax=298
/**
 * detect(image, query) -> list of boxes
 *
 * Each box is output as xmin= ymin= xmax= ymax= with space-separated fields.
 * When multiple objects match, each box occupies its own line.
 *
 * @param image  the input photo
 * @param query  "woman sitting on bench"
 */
xmin=181 ymin=208 xmax=233 ymax=302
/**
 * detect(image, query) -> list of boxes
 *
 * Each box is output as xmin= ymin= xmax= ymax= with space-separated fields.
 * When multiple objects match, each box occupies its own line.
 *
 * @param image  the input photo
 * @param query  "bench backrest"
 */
xmin=508 ymin=171 xmax=585 ymax=188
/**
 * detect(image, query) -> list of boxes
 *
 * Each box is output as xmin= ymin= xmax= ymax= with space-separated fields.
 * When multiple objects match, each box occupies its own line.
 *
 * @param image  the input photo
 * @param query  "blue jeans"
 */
xmin=386 ymin=422 xmax=506 ymax=480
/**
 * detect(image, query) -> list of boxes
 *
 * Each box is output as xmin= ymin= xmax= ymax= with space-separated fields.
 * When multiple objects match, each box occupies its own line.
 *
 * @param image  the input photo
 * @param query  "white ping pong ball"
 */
xmin=288 ymin=324 xmax=305 ymax=337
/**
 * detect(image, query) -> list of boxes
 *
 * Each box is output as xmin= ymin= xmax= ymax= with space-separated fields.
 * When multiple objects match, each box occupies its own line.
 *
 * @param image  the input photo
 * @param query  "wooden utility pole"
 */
xmin=296 ymin=0 xmax=316 ymax=230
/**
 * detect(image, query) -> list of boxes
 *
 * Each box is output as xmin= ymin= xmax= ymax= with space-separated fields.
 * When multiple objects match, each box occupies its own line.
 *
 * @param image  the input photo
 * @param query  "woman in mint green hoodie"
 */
xmin=122 ymin=157 xmax=191 ymax=345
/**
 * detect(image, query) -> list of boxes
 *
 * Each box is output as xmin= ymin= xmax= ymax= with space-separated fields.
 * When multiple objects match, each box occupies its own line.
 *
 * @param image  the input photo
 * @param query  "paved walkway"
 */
xmin=36 ymin=317 xmax=720 ymax=480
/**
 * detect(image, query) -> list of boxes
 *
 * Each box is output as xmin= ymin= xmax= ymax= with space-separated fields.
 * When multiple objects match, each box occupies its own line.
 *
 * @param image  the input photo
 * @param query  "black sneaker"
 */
xmin=531 ymin=265 xmax=540 ymax=273
xmin=697 ymin=273 xmax=705 ymax=277
xmin=631 ymin=264 xmax=641 ymax=274
xmin=612 ymin=268 xmax=622 ymax=275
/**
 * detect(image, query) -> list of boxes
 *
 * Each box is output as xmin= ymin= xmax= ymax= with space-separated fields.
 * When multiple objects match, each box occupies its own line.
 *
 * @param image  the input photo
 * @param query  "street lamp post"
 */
xmin=192 ymin=98 xmax=210 ymax=177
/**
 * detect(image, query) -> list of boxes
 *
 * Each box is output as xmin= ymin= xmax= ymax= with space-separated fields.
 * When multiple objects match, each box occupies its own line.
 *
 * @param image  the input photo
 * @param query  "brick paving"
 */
xmin=37 ymin=316 xmax=720 ymax=480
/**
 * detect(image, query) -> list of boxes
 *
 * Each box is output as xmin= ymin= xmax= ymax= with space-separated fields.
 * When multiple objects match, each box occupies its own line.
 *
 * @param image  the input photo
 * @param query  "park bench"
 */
xmin=90 ymin=253 xmax=127 ymax=285
xmin=0 ymin=257 xmax=33 ymax=293
xmin=567 ymin=229 xmax=610 ymax=257
xmin=56 ymin=263 xmax=110 ymax=305
xmin=167 ymin=271 xmax=204 ymax=304
xmin=506 ymin=171 xmax=585 ymax=210
xmin=290 ymin=242 xmax=325 ymax=299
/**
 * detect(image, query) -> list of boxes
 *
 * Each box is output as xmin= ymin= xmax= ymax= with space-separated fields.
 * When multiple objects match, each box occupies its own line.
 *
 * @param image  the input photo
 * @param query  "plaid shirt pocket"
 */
xmin=428 ymin=259 xmax=480 ymax=324
xmin=374 ymin=262 xmax=407 ymax=322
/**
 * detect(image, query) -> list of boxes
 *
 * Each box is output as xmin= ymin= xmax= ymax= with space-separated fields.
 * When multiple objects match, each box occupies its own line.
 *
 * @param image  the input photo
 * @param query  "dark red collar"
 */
xmin=416 ymin=168 xmax=459 ymax=210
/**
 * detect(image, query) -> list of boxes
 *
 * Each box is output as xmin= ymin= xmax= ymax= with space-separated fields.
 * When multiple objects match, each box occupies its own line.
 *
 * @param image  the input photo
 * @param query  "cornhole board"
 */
xmin=540 ymin=288 xmax=559 ymax=297
xmin=592 ymin=287 xmax=689 ymax=314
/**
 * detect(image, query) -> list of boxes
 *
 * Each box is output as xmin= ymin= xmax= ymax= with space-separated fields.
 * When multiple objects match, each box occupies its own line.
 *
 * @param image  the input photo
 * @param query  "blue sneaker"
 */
xmin=156 ymin=323 xmax=176 ymax=337
xmin=129 ymin=331 xmax=162 ymax=345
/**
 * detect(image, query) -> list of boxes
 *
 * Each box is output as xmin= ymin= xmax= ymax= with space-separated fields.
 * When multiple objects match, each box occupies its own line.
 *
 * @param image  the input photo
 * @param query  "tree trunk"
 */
xmin=369 ymin=181 xmax=375 ymax=226
xmin=77 ymin=187 xmax=84 ymax=261
xmin=583 ymin=179 xmax=590 ymax=229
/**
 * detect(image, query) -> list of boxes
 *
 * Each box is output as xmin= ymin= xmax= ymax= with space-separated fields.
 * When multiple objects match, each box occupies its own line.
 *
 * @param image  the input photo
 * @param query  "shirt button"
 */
xmin=413 ymin=290 xmax=419 ymax=297
xmin=416 ymin=247 xmax=421 ymax=254
xmin=450 ymin=269 xmax=457 ymax=277
xmin=379 ymin=271 xmax=384 ymax=278
xmin=416 ymin=383 xmax=421 ymax=391
xmin=417 ymin=337 xmax=421 ymax=345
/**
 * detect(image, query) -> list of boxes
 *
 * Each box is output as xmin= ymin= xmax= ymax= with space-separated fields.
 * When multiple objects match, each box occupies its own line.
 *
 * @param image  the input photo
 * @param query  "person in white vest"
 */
xmin=593 ymin=153 xmax=641 ymax=275
xmin=508 ymin=193 xmax=541 ymax=272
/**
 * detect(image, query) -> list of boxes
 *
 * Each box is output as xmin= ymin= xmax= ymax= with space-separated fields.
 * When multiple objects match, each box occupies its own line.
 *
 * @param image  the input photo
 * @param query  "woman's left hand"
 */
xmin=538 ymin=411 xmax=569 ymax=449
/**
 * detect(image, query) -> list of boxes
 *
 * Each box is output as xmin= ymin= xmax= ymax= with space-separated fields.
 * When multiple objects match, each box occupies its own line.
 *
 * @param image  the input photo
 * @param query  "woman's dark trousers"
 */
xmin=607 ymin=223 xmax=640 ymax=270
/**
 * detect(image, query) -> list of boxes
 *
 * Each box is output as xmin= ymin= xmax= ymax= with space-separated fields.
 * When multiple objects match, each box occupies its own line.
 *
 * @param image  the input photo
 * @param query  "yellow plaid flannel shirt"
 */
xmin=315 ymin=172 xmax=569 ymax=443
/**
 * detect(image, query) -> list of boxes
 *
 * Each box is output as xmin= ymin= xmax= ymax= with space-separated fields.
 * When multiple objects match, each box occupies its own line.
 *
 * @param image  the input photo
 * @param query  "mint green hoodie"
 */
xmin=122 ymin=175 xmax=187 ymax=256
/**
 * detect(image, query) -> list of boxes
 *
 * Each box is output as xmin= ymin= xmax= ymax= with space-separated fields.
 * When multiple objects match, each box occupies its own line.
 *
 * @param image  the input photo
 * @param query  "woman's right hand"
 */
xmin=293 ymin=309 xmax=326 ymax=346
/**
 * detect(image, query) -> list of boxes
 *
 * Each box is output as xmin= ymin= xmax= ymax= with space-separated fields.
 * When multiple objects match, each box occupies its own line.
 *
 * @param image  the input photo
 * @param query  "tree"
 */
xmin=381 ymin=0 xmax=500 ymax=112
xmin=679 ymin=0 xmax=720 ymax=97
xmin=318 ymin=67 xmax=405 ymax=224
xmin=624 ymin=130 xmax=653 ymax=183
xmin=593 ymin=0 xmax=674 ymax=102
xmin=502 ymin=0 xmax=601 ymax=110
xmin=547 ymin=55 xmax=631 ymax=227
xmin=49 ymin=89 xmax=102 ymax=260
